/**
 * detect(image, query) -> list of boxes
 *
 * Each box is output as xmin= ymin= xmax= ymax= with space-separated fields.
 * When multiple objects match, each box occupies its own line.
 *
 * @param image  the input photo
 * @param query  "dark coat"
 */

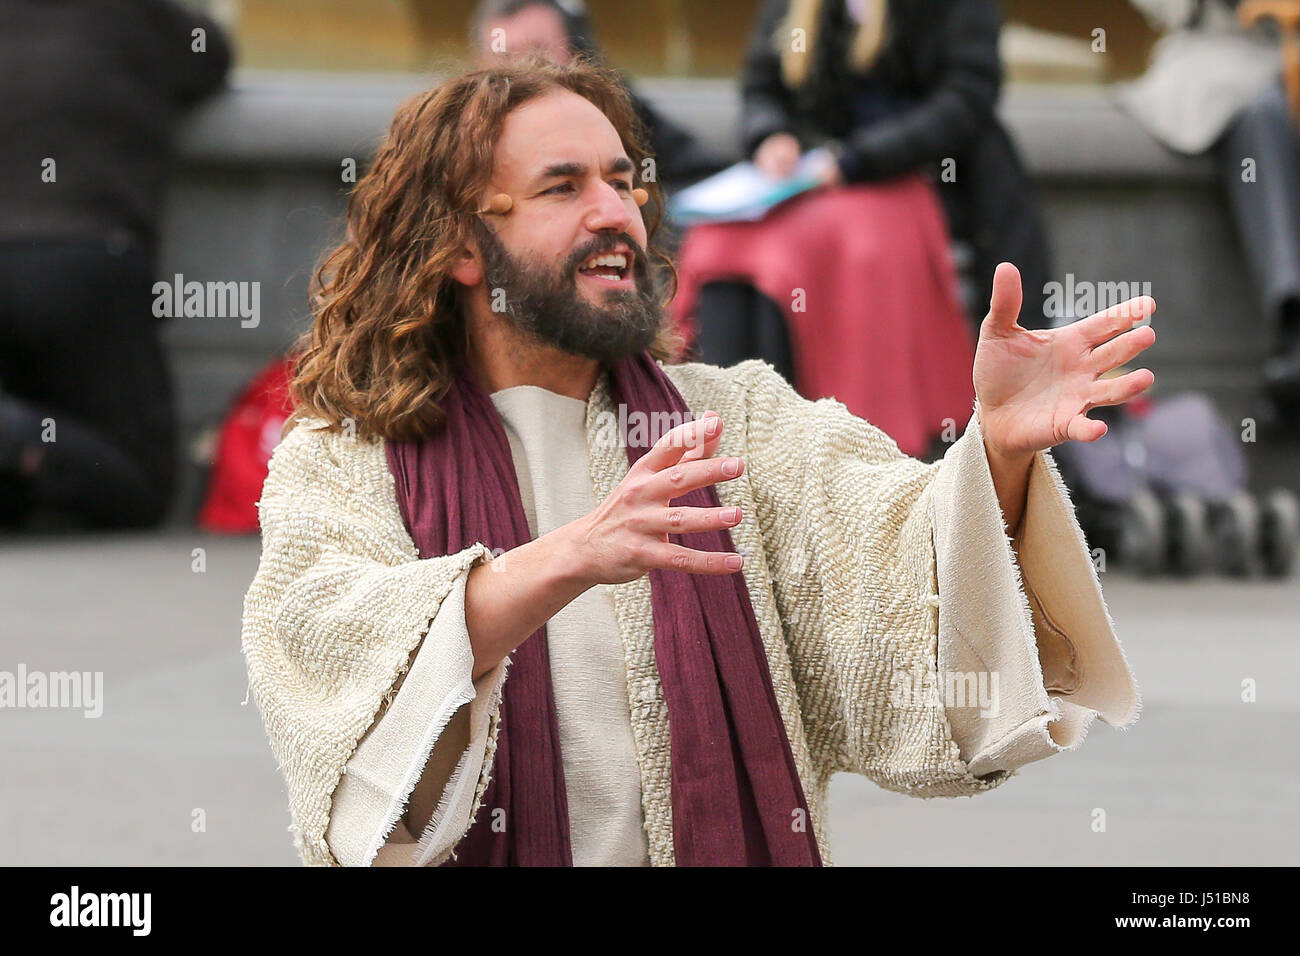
xmin=0 ymin=0 xmax=232 ymax=253
xmin=740 ymin=0 xmax=1053 ymax=327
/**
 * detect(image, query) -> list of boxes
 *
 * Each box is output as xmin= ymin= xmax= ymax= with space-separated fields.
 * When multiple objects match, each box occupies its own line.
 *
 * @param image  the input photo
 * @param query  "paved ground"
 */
xmin=1 ymin=529 xmax=1297 ymax=866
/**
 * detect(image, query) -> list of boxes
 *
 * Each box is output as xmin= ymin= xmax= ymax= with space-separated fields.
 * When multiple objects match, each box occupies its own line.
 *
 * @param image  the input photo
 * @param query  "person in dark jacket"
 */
xmin=0 ymin=0 xmax=231 ymax=530
xmin=471 ymin=0 xmax=727 ymax=192
xmin=670 ymin=0 xmax=1051 ymax=456
xmin=740 ymin=0 xmax=1052 ymax=329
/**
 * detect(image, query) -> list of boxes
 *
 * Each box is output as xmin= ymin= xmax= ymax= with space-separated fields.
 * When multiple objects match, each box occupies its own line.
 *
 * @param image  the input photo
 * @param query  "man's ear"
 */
xmin=450 ymin=240 xmax=483 ymax=288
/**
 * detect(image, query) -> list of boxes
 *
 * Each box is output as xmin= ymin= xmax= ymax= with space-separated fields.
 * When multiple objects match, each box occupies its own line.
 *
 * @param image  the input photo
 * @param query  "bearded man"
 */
xmin=240 ymin=57 xmax=1154 ymax=867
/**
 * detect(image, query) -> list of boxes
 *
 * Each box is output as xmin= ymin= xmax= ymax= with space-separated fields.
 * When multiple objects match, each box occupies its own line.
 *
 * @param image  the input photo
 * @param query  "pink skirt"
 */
xmin=670 ymin=173 xmax=976 ymax=457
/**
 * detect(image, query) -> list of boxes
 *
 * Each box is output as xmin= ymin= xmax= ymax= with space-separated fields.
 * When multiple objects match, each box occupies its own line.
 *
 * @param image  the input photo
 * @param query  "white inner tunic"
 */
xmin=489 ymin=384 xmax=651 ymax=867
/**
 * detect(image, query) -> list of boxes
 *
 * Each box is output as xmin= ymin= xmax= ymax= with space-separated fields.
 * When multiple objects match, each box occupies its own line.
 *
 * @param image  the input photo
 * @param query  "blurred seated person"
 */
xmin=671 ymin=0 xmax=1052 ymax=458
xmin=472 ymin=0 xmax=728 ymax=193
xmin=0 ymin=0 xmax=231 ymax=530
xmin=1119 ymin=0 xmax=1300 ymax=424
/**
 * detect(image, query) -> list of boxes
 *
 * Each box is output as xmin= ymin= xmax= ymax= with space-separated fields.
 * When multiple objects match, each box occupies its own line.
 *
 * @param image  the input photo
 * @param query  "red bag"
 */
xmin=197 ymin=353 xmax=297 ymax=533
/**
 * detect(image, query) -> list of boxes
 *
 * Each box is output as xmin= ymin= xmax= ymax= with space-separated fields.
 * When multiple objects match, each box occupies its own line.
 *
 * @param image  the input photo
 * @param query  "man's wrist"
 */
xmin=984 ymin=438 xmax=1035 ymax=470
xmin=539 ymin=521 xmax=600 ymax=595
xmin=983 ymin=438 xmax=1033 ymax=538
xmin=975 ymin=403 xmax=1035 ymax=470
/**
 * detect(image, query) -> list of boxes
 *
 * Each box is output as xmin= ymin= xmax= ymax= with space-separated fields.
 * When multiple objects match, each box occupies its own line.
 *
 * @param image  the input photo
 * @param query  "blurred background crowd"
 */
xmin=1 ymin=0 xmax=1298 ymax=577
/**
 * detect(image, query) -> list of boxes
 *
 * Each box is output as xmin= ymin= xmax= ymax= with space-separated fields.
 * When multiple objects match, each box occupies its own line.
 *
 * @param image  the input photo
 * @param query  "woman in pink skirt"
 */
xmin=673 ymin=0 xmax=1052 ymax=458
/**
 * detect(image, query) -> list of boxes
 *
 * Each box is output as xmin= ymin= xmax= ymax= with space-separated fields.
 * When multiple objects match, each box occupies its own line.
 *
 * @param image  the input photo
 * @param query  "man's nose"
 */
xmin=583 ymin=180 xmax=632 ymax=234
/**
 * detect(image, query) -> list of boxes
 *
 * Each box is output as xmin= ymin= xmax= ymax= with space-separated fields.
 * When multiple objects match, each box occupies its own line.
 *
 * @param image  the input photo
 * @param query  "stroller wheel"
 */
xmin=1260 ymin=488 xmax=1300 ymax=578
xmin=1118 ymin=489 xmax=1166 ymax=577
xmin=1209 ymin=491 xmax=1261 ymax=577
xmin=1165 ymin=492 xmax=1212 ymax=576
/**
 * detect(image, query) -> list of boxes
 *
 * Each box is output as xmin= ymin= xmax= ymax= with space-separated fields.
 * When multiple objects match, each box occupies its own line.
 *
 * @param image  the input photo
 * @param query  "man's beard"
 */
xmin=471 ymin=216 xmax=663 ymax=363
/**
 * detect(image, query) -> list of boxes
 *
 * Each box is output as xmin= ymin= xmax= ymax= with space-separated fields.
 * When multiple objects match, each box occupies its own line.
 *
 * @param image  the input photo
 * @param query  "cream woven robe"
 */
xmin=240 ymin=359 xmax=1141 ymax=867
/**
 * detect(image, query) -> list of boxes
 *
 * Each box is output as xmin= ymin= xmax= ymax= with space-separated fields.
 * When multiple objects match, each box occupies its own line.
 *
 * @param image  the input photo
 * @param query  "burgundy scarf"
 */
xmin=384 ymin=351 xmax=821 ymax=866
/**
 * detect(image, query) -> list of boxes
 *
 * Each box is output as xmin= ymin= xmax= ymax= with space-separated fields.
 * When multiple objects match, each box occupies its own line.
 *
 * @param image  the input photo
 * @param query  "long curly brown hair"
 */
xmin=287 ymin=55 xmax=680 ymax=442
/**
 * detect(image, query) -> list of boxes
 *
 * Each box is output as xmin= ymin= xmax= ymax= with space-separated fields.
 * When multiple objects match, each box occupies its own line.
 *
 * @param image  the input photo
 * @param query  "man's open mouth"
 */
xmin=576 ymin=251 xmax=631 ymax=284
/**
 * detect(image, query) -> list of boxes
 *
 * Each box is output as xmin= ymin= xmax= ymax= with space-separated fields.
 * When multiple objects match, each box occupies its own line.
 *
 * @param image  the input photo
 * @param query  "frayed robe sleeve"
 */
xmin=329 ymin=571 xmax=508 ymax=867
xmin=736 ymin=361 xmax=1140 ymax=796
xmin=239 ymin=418 xmax=502 ymax=867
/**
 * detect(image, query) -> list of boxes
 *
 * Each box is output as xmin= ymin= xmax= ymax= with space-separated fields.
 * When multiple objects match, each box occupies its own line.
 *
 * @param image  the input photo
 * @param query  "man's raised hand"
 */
xmin=564 ymin=411 xmax=747 ymax=585
xmin=972 ymin=262 xmax=1158 ymax=459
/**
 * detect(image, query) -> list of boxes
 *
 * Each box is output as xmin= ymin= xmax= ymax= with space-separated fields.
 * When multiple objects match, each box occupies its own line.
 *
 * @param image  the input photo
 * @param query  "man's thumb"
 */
xmin=986 ymin=262 xmax=1024 ymax=332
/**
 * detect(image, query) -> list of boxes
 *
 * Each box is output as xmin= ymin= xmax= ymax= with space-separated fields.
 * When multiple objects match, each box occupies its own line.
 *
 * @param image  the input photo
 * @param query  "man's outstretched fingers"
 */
xmin=679 ymin=411 xmax=722 ymax=464
xmin=1091 ymin=323 xmax=1156 ymax=374
xmin=1077 ymin=295 xmax=1156 ymax=346
xmin=643 ymin=455 xmax=744 ymax=502
xmin=633 ymin=505 xmax=743 ymax=537
xmin=653 ymin=542 xmax=746 ymax=575
xmin=641 ymin=411 xmax=723 ymax=471
xmin=1089 ymin=367 xmax=1155 ymax=408
xmin=1066 ymin=414 xmax=1109 ymax=443
xmin=984 ymin=261 xmax=1024 ymax=333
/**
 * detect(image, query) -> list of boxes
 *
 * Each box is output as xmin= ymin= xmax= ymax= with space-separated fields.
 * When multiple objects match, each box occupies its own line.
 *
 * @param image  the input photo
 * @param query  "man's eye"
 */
xmin=613 ymin=180 xmax=633 ymax=192
xmin=545 ymin=182 xmax=576 ymax=195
